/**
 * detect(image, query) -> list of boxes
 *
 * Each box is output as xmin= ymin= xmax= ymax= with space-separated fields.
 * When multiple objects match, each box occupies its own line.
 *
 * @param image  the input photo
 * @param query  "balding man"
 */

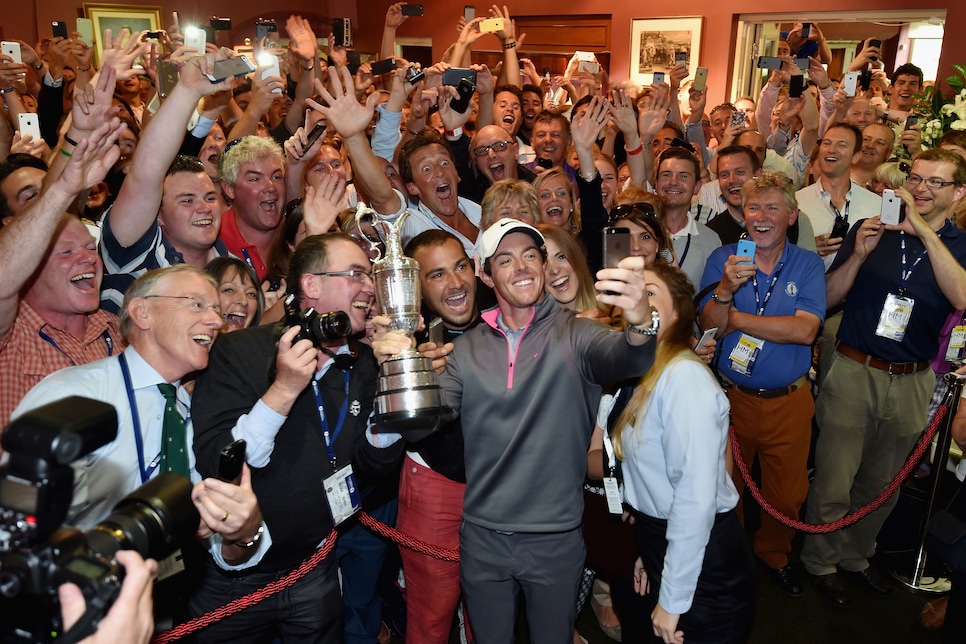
xmin=851 ymin=123 xmax=895 ymax=188
xmin=454 ymin=124 xmax=537 ymax=203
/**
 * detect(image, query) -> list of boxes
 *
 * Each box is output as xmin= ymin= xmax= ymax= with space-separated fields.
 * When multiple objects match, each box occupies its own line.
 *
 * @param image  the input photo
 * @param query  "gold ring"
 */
xmin=221 ymin=510 xmax=230 ymax=522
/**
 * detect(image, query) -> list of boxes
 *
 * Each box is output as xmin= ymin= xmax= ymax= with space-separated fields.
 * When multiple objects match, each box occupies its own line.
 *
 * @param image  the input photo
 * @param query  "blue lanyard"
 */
xmin=39 ymin=328 xmax=113 ymax=366
xmin=678 ymin=234 xmax=692 ymax=268
xmin=751 ymin=261 xmax=786 ymax=316
xmin=311 ymin=368 xmax=350 ymax=471
xmin=241 ymin=248 xmax=256 ymax=272
xmin=118 ymin=353 xmax=162 ymax=484
xmin=898 ymin=232 xmax=926 ymax=296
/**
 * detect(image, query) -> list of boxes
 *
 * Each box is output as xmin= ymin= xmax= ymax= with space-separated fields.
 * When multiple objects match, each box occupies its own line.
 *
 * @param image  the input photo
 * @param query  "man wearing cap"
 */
xmin=381 ymin=218 xmax=656 ymax=642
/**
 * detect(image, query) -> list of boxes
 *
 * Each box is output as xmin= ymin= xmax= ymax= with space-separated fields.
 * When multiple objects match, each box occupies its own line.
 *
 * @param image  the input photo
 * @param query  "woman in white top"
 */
xmin=611 ymin=263 xmax=755 ymax=643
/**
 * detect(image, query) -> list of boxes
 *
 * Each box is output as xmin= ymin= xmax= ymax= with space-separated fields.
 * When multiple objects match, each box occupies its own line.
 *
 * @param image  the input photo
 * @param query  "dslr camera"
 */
xmin=0 ymin=397 xmax=200 ymax=643
xmin=283 ymin=294 xmax=353 ymax=347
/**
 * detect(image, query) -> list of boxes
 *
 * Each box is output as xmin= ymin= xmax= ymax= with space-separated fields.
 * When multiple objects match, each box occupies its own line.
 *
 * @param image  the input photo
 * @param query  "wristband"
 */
xmin=444 ymin=126 xmax=463 ymax=140
xmin=228 ymin=525 xmax=264 ymax=549
xmin=59 ymin=147 xmax=72 ymax=157
xmin=0 ymin=87 xmax=15 ymax=94
xmin=625 ymin=143 xmax=643 ymax=156
xmin=503 ymin=41 xmax=517 ymax=50
xmin=627 ymin=306 xmax=660 ymax=336
xmin=63 ymin=134 xmax=79 ymax=147
xmin=712 ymin=290 xmax=733 ymax=305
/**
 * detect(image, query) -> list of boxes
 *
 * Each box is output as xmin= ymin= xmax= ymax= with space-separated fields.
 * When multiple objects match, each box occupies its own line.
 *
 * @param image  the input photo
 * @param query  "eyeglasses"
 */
xmin=906 ymin=174 xmax=958 ymax=190
xmin=312 ymin=269 xmax=374 ymax=283
xmin=608 ymin=202 xmax=658 ymax=225
xmin=472 ymin=140 xmax=512 ymax=157
xmin=145 ymin=295 xmax=222 ymax=315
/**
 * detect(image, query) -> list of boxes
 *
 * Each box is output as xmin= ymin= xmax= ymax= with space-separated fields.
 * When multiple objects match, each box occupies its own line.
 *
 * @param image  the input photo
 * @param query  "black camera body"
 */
xmin=0 ymin=398 xmax=199 ymax=643
xmin=283 ymin=294 xmax=353 ymax=347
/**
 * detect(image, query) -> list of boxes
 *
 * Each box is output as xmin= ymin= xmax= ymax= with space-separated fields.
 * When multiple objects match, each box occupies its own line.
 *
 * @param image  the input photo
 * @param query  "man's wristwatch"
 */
xmin=229 ymin=525 xmax=264 ymax=549
xmin=627 ymin=306 xmax=660 ymax=336
xmin=712 ymin=290 xmax=733 ymax=305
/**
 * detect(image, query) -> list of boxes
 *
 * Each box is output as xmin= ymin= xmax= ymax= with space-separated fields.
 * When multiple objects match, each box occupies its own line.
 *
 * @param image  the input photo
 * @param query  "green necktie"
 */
xmin=157 ymin=383 xmax=190 ymax=478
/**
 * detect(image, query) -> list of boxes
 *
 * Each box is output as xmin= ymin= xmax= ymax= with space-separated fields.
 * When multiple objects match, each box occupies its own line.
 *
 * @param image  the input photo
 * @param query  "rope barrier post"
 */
xmin=890 ymin=372 xmax=966 ymax=594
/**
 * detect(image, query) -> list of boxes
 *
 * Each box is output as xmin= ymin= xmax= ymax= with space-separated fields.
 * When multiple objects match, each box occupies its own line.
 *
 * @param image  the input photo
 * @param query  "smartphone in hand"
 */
xmin=218 ymin=439 xmax=247 ymax=484
xmin=736 ymin=238 xmax=756 ymax=264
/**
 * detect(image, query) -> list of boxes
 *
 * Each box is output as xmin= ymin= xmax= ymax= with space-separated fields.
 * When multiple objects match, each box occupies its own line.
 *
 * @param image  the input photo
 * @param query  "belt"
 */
xmin=726 ymin=376 xmax=807 ymax=399
xmin=835 ymin=342 xmax=931 ymax=376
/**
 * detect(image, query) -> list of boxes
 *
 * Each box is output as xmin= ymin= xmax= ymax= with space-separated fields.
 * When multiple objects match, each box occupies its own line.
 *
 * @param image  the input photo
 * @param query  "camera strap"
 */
xmin=119 ymin=353 xmax=162 ymax=484
xmin=311 ymin=368 xmax=350 ymax=471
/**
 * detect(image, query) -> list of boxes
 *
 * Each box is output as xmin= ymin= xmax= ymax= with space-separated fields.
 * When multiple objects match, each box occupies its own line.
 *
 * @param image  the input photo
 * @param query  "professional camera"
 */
xmin=283 ymin=293 xmax=353 ymax=347
xmin=0 ymin=397 xmax=200 ymax=643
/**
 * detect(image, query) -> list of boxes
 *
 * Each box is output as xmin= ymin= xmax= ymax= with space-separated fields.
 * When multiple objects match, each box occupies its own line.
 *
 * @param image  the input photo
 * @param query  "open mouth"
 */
xmin=69 ymin=272 xmax=97 ymax=289
xmin=488 ymin=162 xmax=507 ymax=181
xmin=435 ymin=183 xmax=453 ymax=200
xmin=512 ymin=277 xmax=534 ymax=289
xmin=224 ymin=311 xmax=248 ymax=329
xmin=445 ymin=291 xmax=468 ymax=310
xmin=192 ymin=218 xmax=213 ymax=227
xmin=193 ymin=334 xmax=213 ymax=345
xmin=550 ymin=275 xmax=570 ymax=291
xmin=352 ymin=299 xmax=371 ymax=310
xmin=260 ymin=199 xmax=278 ymax=212
xmin=502 ymin=114 xmax=516 ymax=127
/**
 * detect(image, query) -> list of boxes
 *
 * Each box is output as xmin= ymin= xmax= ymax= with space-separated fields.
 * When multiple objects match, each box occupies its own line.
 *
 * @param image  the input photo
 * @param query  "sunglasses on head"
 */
xmin=608 ymin=202 xmax=658 ymax=226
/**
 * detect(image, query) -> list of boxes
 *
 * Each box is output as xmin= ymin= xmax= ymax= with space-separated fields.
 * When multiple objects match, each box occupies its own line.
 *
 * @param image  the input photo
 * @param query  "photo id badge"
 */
xmin=945 ymin=325 xmax=966 ymax=363
xmin=729 ymin=334 xmax=764 ymax=376
xmin=603 ymin=477 xmax=623 ymax=515
xmin=875 ymin=293 xmax=914 ymax=342
xmin=323 ymin=464 xmax=361 ymax=525
xmin=155 ymin=548 xmax=186 ymax=581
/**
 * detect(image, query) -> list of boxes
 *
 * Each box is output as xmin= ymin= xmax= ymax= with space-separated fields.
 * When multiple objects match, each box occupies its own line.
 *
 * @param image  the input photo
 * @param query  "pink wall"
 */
xmin=7 ymin=0 xmax=962 ymax=105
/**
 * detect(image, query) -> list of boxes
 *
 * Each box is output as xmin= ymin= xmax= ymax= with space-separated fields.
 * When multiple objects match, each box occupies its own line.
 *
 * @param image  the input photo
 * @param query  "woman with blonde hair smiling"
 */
xmin=480 ymin=179 xmax=543 ymax=229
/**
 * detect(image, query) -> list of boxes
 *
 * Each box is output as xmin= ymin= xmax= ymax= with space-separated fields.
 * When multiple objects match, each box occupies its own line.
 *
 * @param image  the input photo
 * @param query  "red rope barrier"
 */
xmin=358 ymin=510 xmax=461 ymax=561
xmin=730 ymin=402 xmax=950 ymax=534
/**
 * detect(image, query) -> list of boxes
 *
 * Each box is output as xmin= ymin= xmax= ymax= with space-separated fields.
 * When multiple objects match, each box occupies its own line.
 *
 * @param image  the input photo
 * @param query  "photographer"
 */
xmin=191 ymin=232 xmax=405 ymax=643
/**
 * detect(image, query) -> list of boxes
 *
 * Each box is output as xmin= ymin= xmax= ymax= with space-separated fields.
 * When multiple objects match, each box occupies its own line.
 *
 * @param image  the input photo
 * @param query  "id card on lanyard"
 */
xmin=312 ymin=370 xmax=362 ymax=525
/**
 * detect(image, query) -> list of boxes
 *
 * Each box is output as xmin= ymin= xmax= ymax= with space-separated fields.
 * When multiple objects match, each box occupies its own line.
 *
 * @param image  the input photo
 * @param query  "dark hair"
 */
xmin=570 ymin=95 xmax=594 ymax=122
xmin=165 ymin=155 xmax=206 ymax=178
xmin=657 ymin=146 xmax=701 ymax=181
xmin=0 ymin=154 xmax=48 ymax=220
xmin=205 ymin=256 xmax=264 ymax=326
xmin=398 ymin=129 xmax=455 ymax=187
xmin=823 ymin=123 xmax=863 ymax=155
xmin=286 ymin=232 xmax=356 ymax=300
xmin=892 ymin=63 xmax=924 ymax=86
xmin=914 ymin=148 xmax=966 ymax=186
xmin=532 ymin=110 xmax=571 ymax=137
xmin=404 ymin=229 xmax=467 ymax=259
xmin=521 ymin=83 xmax=543 ymax=98
xmin=939 ymin=130 xmax=966 ymax=152
xmin=494 ymin=84 xmax=522 ymax=102
xmin=717 ymin=145 xmax=761 ymax=173
xmin=268 ymin=198 xmax=305 ymax=280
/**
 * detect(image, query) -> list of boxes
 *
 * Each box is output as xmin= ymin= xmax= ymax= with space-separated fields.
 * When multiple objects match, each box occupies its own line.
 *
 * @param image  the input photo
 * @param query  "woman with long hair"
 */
xmin=611 ymin=263 xmax=755 ymax=643
xmin=538 ymin=224 xmax=612 ymax=325
xmin=204 ymin=257 xmax=264 ymax=331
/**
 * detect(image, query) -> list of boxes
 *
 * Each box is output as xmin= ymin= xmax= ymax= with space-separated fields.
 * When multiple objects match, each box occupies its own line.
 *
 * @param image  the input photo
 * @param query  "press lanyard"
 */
xmin=829 ymin=197 xmax=850 ymax=224
xmin=311 ymin=368 xmax=350 ymax=471
xmin=118 ymin=353 xmax=162 ymax=484
xmin=751 ymin=262 xmax=786 ymax=316
xmin=39 ymin=328 xmax=113 ymax=366
xmin=678 ymin=234 xmax=692 ymax=268
xmin=898 ymin=232 xmax=927 ymax=296
xmin=240 ymin=248 xmax=256 ymax=272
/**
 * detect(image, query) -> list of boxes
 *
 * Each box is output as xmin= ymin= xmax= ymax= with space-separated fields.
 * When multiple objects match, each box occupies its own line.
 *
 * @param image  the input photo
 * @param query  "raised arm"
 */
xmin=109 ymin=50 xmax=236 ymax=247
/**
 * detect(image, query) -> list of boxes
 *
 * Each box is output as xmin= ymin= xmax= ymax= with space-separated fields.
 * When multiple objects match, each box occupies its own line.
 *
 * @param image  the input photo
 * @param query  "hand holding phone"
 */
xmin=695 ymin=327 xmax=718 ymax=352
xmin=257 ymin=53 xmax=282 ymax=93
xmin=479 ymin=17 xmax=504 ymax=33
xmin=736 ymin=238 xmax=756 ymax=264
xmin=217 ymin=439 xmax=247 ymax=484
xmin=880 ymin=189 xmax=904 ymax=225
xmin=17 ymin=114 xmax=41 ymax=141
xmin=1 ymin=41 xmax=23 ymax=64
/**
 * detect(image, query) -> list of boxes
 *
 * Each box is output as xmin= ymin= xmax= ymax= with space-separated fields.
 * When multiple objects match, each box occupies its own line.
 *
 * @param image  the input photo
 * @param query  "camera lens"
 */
xmin=85 ymin=472 xmax=199 ymax=562
xmin=312 ymin=311 xmax=353 ymax=342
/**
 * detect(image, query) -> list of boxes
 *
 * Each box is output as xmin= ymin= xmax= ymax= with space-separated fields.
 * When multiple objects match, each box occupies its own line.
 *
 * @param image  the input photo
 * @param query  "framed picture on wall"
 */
xmin=84 ymin=3 xmax=162 ymax=65
xmin=630 ymin=17 xmax=703 ymax=87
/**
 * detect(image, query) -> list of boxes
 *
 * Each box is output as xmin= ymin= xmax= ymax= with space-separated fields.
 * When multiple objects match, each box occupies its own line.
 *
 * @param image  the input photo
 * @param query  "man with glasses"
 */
xmin=191 ymin=232 xmax=405 ymax=642
xmin=100 ymin=50 xmax=238 ymax=313
xmin=454 ymin=125 xmax=537 ymax=204
xmin=802 ymin=149 xmax=966 ymax=609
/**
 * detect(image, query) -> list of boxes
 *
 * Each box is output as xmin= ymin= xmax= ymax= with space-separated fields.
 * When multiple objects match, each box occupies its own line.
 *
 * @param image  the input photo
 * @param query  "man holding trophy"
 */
xmin=373 ymin=218 xmax=658 ymax=643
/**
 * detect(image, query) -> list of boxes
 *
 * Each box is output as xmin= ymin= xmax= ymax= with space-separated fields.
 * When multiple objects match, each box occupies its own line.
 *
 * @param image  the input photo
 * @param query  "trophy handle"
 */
xmin=353 ymin=202 xmax=411 ymax=263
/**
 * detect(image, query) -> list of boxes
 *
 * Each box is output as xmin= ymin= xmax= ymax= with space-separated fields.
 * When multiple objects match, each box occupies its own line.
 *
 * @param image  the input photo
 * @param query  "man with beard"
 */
xmin=0 ymin=122 xmax=124 ymax=431
xmin=315 ymin=67 xmax=482 ymax=254
xmin=100 ymin=50 xmax=238 ymax=313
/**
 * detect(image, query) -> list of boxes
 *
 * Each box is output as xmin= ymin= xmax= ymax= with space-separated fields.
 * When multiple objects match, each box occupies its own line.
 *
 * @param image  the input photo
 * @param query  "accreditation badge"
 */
xmin=875 ymin=293 xmax=915 ymax=342
xmin=323 ymin=464 xmax=362 ymax=525
xmin=729 ymin=334 xmax=764 ymax=376
xmin=945 ymin=326 xmax=966 ymax=363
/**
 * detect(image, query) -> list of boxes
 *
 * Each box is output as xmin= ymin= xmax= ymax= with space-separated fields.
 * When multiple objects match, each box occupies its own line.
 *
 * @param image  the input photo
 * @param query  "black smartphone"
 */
xmin=266 ymin=275 xmax=283 ymax=292
xmin=652 ymin=72 xmax=665 ymax=84
xmin=801 ymin=22 xmax=811 ymax=38
xmin=757 ymin=56 xmax=782 ymax=71
xmin=332 ymin=17 xmax=352 ymax=47
xmin=206 ymin=55 xmax=256 ymax=82
xmin=905 ymin=114 xmax=919 ymax=130
xmin=669 ymin=136 xmax=695 ymax=152
xmin=789 ymin=75 xmax=805 ymax=99
xmin=405 ymin=65 xmax=425 ymax=84
xmin=209 ymin=17 xmax=232 ymax=31
xmin=603 ymin=227 xmax=631 ymax=269
xmin=347 ymin=49 xmax=361 ymax=75
xmin=255 ymin=20 xmax=277 ymax=43
xmin=442 ymin=67 xmax=476 ymax=87
xmin=157 ymin=59 xmax=180 ymax=98
xmin=217 ymin=439 xmax=246 ymax=484
xmin=145 ymin=31 xmax=162 ymax=40
xmin=830 ymin=217 xmax=849 ymax=241
xmin=868 ymin=38 xmax=881 ymax=62
xmin=370 ymin=58 xmax=398 ymax=76
xmin=52 ymin=21 xmax=70 ymax=39
xmin=859 ymin=70 xmax=872 ymax=91
xmin=450 ymin=78 xmax=475 ymax=114
xmin=401 ymin=4 xmax=424 ymax=16
xmin=304 ymin=120 xmax=327 ymax=150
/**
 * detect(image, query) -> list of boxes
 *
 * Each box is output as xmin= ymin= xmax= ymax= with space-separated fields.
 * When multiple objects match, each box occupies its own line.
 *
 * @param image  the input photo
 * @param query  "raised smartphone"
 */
xmin=1 ymin=41 xmax=22 ymax=64
xmin=652 ymin=72 xmax=665 ymax=84
xmin=184 ymin=26 xmax=206 ymax=53
xmin=843 ymin=71 xmax=859 ymax=98
xmin=217 ymin=439 xmax=246 ymax=484
xmin=257 ymin=53 xmax=281 ymax=93
xmin=880 ymin=188 xmax=903 ymax=225
xmin=206 ymin=55 xmax=256 ymax=82
xmin=479 ymin=18 xmax=504 ymax=33
xmin=789 ymin=75 xmax=805 ymax=99
xmin=52 ymin=21 xmax=69 ymax=39
xmin=18 ymin=113 xmax=41 ymax=141
xmin=693 ymin=67 xmax=709 ymax=92
xmin=736 ymin=238 xmax=756 ymax=264
xmin=402 ymin=4 xmax=424 ymax=16
xmin=757 ymin=56 xmax=781 ymax=71
xmin=603 ymin=227 xmax=631 ymax=269
xmin=76 ymin=18 xmax=94 ymax=46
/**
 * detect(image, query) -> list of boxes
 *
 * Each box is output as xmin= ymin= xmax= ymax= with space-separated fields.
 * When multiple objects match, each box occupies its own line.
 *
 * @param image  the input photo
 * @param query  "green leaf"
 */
xmin=948 ymin=74 xmax=965 ymax=93
xmin=953 ymin=62 xmax=966 ymax=79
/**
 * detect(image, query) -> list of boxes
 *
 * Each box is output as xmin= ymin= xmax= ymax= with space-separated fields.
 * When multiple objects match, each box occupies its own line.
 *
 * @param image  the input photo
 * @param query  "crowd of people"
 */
xmin=2 ymin=4 xmax=966 ymax=644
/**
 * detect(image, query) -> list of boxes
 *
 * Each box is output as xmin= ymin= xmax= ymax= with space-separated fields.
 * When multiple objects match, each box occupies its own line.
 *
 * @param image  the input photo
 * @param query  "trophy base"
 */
xmin=373 ymin=352 xmax=452 ymax=438
xmin=373 ymin=405 xmax=454 ymax=440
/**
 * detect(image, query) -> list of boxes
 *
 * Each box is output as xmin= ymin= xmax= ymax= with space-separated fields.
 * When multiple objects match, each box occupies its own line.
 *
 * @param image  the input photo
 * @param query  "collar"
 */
xmin=20 ymin=299 xmax=117 ymax=343
xmin=669 ymin=209 xmax=701 ymax=239
xmin=122 ymin=345 xmax=182 ymax=393
xmin=316 ymin=342 xmax=353 ymax=379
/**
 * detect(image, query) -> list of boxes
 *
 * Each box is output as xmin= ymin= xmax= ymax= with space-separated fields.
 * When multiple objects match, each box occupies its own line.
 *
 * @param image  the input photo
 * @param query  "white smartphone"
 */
xmin=843 ymin=71 xmax=859 ymax=98
xmin=575 ymin=50 xmax=595 ymax=62
xmin=693 ymin=67 xmax=709 ymax=92
xmin=184 ymin=26 xmax=206 ymax=53
xmin=578 ymin=60 xmax=599 ymax=74
xmin=696 ymin=327 xmax=718 ymax=352
xmin=2 ymin=41 xmax=22 ymax=64
xmin=880 ymin=188 xmax=903 ymax=225
xmin=18 ymin=113 xmax=42 ymax=141
xmin=257 ymin=53 xmax=281 ymax=93
xmin=76 ymin=18 xmax=94 ymax=46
